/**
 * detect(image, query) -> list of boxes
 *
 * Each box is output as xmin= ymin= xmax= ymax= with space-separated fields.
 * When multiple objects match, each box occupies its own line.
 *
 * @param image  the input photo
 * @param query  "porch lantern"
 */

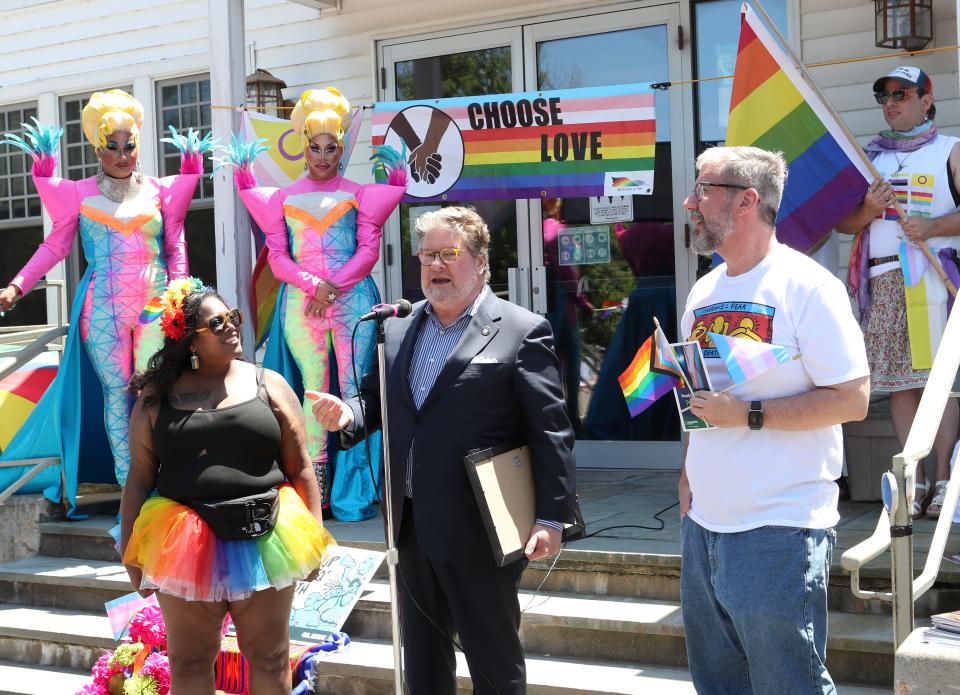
xmin=875 ymin=0 xmax=933 ymax=51
xmin=246 ymin=69 xmax=288 ymax=113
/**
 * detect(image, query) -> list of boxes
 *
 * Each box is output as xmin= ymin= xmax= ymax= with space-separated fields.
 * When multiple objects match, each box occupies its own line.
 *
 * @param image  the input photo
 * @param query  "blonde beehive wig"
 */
xmin=289 ymin=88 xmax=351 ymax=150
xmin=81 ymin=90 xmax=144 ymax=150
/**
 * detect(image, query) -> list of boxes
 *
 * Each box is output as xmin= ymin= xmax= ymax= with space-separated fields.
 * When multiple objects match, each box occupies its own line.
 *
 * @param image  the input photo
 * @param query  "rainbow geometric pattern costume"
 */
xmin=0 ymin=125 xmax=205 ymax=515
xmin=239 ymin=175 xmax=404 ymax=521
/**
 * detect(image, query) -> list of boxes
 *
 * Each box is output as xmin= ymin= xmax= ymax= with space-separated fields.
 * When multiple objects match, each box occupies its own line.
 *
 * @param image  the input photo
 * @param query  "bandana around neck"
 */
xmin=866 ymin=120 xmax=938 ymax=153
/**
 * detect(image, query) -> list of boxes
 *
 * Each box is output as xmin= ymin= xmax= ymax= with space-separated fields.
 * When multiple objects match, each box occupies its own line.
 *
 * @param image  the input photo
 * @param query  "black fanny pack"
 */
xmin=190 ymin=488 xmax=279 ymax=540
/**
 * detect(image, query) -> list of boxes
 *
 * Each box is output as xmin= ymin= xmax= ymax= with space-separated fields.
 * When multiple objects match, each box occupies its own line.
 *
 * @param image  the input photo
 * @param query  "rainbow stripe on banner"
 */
xmin=372 ymin=84 xmax=656 ymax=202
xmin=619 ymin=328 xmax=683 ymax=418
xmin=726 ymin=4 xmax=871 ymax=254
xmin=708 ymin=332 xmax=791 ymax=385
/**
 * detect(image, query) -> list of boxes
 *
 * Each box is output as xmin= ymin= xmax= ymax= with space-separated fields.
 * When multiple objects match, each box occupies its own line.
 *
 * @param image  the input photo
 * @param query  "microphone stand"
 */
xmin=374 ymin=317 xmax=404 ymax=695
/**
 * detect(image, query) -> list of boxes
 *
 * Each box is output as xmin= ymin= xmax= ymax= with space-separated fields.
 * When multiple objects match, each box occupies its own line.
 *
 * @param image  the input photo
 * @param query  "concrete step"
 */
xmin=0 ymin=604 xmax=113 ymax=670
xmin=0 ymin=659 xmax=89 ymax=695
xmin=38 ymin=515 xmax=960 ymax=619
xmin=0 ymin=555 xmax=131 ymax=612
xmin=342 ymin=581 xmax=896 ymax=687
xmin=0 ymin=553 xmax=898 ymax=685
xmin=310 ymin=638 xmax=892 ymax=695
xmin=38 ymin=519 xmax=119 ymax=563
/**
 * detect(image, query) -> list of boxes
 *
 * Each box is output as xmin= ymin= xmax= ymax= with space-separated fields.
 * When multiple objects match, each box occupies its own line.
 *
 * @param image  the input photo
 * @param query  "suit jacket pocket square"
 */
xmin=470 ymin=355 xmax=500 ymax=364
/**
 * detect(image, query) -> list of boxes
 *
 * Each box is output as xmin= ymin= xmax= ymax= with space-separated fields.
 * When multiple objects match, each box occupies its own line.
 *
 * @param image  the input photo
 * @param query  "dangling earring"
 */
xmin=303 ymin=161 xmax=308 ymax=171
xmin=96 ymin=156 xmax=104 ymax=185
xmin=134 ymin=160 xmax=144 ymax=184
xmin=190 ymin=349 xmax=199 ymax=370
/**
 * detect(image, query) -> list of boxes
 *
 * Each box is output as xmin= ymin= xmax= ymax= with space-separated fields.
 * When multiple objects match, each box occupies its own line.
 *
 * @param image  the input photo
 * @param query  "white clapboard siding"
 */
xmin=1 ymin=0 xmax=956 ymax=284
xmin=801 ymin=0 xmax=958 ymax=276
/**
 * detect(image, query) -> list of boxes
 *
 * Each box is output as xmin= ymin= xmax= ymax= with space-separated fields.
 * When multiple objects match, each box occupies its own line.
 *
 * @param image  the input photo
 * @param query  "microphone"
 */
xmin=359 ymin=299 xmax=413 ymax=322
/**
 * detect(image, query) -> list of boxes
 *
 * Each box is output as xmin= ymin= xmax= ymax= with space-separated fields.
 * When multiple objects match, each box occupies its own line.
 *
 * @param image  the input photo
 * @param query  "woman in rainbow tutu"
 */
xmin=121 ymin=279 xmax=333 ymax=694
xmin=0 ymin=90 xmax=214 ymax=513
xmin=222 ymin=87 xmax=405 ymax=521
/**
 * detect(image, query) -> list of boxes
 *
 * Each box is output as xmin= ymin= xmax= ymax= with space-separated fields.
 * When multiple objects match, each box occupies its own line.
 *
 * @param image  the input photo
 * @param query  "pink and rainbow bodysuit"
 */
xmin=11 ymin=165 xmax=199 ymax=486
xmin=239 ymin=175 xmax=403 ymax=519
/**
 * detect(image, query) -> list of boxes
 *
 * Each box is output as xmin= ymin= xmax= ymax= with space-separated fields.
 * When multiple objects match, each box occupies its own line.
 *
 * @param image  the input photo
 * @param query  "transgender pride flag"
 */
xmin=708 ymin=332 xmax=793 ymax=386
xmin=726 ymin=4 xmax=872 ymax=254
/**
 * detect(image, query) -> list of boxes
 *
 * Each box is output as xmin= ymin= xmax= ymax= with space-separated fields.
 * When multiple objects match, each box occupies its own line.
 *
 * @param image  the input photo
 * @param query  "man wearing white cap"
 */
xmin=838 ymin=67 xmax=960 ymax=519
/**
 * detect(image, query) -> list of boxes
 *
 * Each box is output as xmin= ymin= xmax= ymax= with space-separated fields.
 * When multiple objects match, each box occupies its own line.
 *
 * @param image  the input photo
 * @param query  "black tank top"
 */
xmin=154 ymin=366 xmax=284 ymax=503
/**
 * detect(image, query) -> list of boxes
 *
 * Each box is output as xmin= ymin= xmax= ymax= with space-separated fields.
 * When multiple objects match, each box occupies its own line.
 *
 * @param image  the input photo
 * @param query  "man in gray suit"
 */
xmin=311 ymin=206 xmax=577 ymax=695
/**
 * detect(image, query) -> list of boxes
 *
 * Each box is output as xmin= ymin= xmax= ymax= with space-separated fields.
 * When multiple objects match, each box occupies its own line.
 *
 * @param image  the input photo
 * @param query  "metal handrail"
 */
xmin=841 ymin=284 xmax=960 ymax=647
xmin=0 ymin=279 xmax=68 ymax=506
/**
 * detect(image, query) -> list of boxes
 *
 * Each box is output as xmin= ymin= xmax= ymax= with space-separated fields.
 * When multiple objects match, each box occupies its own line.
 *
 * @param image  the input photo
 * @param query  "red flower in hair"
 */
xmin=160 ymin=309 xmax=186 ymax=341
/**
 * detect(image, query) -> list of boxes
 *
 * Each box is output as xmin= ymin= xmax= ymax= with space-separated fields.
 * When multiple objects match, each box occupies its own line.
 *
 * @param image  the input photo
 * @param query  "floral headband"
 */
xmin=140 ymin=277 xmax=206 ymax=341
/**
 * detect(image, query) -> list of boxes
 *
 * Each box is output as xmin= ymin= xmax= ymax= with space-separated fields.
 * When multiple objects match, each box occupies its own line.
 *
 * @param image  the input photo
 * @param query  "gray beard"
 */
xmin=689 ymin=214 xmax=732 ymax=256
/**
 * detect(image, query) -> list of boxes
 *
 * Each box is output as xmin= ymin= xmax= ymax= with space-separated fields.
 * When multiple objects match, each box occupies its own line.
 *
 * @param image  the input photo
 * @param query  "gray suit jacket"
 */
xmin=341 ymin=290 xmax=577 ymax=565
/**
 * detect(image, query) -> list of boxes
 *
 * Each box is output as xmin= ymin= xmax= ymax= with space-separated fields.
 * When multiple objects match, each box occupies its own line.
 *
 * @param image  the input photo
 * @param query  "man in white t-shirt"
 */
xmin=679 ymin=146 xmax=870 ymax=694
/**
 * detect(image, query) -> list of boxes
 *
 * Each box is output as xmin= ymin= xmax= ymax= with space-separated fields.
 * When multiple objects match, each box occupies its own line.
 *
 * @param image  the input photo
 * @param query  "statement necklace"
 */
xmin=97 ymin=172 xmax=143 ymax=204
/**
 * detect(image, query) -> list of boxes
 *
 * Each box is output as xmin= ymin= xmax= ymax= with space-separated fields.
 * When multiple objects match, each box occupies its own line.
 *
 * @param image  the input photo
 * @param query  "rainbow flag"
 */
xmin=619 ymin=328 xmax=683 ymax=418
xmin=708 ymin=332 xmax=792 ymax=385
xmin=372 ymin=83 xmax=656 ymax=201
xmin=726 ymin=4 xmax=871 ymax=253
xmin=138 ymin=296 xmax=165 ymax=324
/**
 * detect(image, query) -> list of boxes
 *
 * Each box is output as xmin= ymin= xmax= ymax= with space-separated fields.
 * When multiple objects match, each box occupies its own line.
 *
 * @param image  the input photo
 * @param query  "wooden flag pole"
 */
xmin=748 ymin=0 xmax=957 ymax=298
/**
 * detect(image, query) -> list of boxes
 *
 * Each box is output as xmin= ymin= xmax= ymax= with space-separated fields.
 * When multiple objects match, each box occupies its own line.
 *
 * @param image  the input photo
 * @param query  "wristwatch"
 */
xmin=748 ymin=401 xmax=764 ymax=430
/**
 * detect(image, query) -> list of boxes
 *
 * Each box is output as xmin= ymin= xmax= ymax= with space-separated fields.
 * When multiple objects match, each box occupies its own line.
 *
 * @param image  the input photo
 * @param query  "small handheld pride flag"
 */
xmin=619 ymin=326 xmax=684 ymax=418
xmin=708 ymin=332 xmax=795 ymax=386
xmin=138 ymin=296 xmax=165 ymax=325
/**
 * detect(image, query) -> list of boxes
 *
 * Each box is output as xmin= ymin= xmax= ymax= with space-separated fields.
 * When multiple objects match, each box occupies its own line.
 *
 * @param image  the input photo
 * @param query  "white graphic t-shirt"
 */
xmin=681 ymin=243 xmax=869 ymax=532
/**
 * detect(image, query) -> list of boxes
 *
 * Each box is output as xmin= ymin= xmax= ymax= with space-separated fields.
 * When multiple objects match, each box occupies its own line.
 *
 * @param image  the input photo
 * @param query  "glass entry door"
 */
xmin=524 ymin=7 xmax=689 ymax=468
xmin=380 ymin=29 xmax=531 ymax=307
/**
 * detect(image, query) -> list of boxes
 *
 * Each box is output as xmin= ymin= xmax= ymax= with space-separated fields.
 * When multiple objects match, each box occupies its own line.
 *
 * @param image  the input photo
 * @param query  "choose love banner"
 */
xmin=372 ymin=83 xmax=656 ymax=202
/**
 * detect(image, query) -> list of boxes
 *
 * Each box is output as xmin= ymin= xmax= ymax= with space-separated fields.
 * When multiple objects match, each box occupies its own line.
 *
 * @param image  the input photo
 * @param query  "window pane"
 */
xmin=182 ymin=105 xmax=199 ymax=129
xmin=162 ymin=109 xmax=181 ymax=130
xmin=67 ymin=145 xmax=83 ymax=168
xmin=199 ymin=79 xmax=211 ymax=103
xmin=694 ymin=0 xmax=789 ymax=145
xmin=181 ymin=81 xmax=198 ymax=105
xmin=0 ymin=225 xmax=46 ymax=326
xmin=395 ymin=46 xmax=512 ymax=101
xmin=161 ymin=85 xmax=179 ymax=107
xmin=65 ymin=100 xmax=81 ymax=122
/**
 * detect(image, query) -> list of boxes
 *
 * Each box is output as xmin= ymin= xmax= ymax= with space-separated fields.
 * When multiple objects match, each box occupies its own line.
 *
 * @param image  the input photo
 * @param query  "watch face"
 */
xmin=748 ymin=409 xmax=763 ymax=430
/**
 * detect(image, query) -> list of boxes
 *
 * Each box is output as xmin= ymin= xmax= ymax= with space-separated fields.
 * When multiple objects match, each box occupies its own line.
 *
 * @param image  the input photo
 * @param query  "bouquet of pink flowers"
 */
xmin=74 ymin=606 xmax=172 ymax=695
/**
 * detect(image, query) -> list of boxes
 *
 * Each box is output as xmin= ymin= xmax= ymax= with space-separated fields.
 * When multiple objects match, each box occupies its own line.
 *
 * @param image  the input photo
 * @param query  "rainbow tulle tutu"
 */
xmin=124 ymin=485 xmax=334 ymax=602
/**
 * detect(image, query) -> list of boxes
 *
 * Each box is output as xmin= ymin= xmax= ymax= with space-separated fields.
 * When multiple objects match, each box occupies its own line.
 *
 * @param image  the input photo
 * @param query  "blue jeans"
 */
xmin=680 ymin=517 xmax=837 ymax=695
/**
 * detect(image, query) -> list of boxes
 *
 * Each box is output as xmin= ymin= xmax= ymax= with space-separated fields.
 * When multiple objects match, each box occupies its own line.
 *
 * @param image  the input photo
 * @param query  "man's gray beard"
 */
xmin=689 ymin=215 xmax=732 ymax=256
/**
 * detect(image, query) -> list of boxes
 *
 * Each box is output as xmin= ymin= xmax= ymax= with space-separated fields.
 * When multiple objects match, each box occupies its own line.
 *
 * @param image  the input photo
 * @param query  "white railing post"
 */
xmin=889 ymin=454 xmax=916 ymax=646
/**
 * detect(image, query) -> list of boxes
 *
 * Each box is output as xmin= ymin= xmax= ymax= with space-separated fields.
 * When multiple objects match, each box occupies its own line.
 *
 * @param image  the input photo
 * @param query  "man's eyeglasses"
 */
xmin=417 ymin=247 xmax=462 ymax=266
xmin=693 ymin=182 xmax=749 ymax=201
xmin=874 ymin=89 xmax=919 ymax=105
xmin=195 ymin=308 xmax=243 ymax=334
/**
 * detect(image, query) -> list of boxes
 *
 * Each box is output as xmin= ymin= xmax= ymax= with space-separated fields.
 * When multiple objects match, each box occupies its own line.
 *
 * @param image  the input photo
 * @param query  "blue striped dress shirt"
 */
xmin=404 ymin=287 xmax=562 ymax=533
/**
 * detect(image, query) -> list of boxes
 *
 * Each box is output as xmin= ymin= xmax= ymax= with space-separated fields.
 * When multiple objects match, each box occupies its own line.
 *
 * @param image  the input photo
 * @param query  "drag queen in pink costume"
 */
xmin=226 ymin=88 xmax=405 ymax=520
xmin=0 ymin=90 xmax=213 ymax=505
